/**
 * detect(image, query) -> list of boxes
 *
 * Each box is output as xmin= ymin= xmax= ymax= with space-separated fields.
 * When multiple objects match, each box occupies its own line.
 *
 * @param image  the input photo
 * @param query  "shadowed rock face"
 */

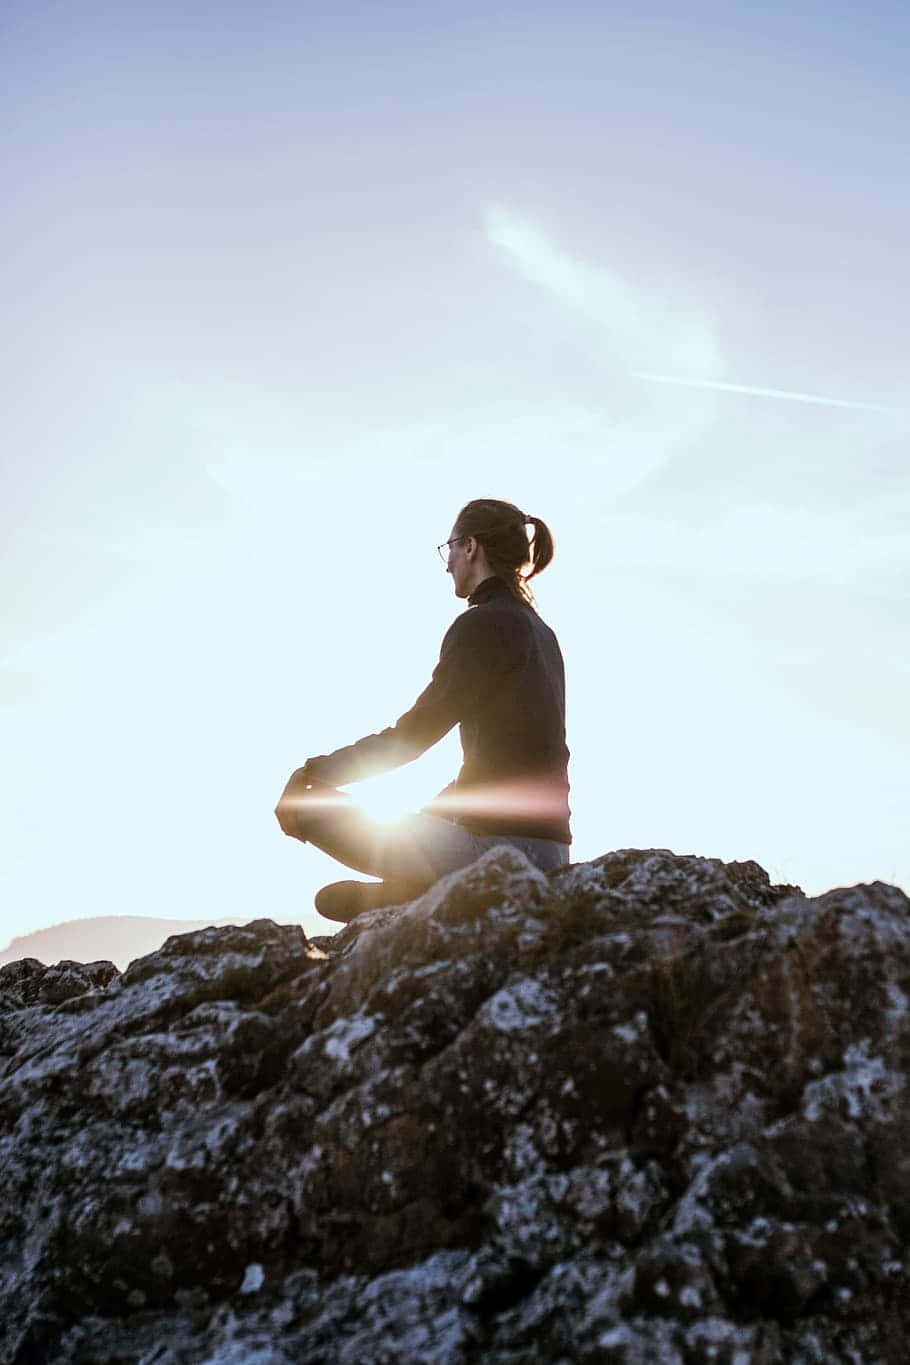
xmin=0 ymin=847 xmax=908 ymax=1364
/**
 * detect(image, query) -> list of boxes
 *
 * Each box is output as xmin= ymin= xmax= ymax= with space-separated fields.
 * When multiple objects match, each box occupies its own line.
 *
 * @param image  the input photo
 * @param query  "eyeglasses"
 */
xmin=436 ymin=536 xmax=466 ymax=564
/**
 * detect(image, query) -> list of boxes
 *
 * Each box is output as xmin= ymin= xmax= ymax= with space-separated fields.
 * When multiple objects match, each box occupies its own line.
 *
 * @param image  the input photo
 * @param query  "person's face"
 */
xmin=445 ymin=528 xmax=473 ymax=598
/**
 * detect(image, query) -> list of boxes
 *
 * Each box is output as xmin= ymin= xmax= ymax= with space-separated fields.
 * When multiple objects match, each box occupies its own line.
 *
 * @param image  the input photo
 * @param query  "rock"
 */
xmin=0 ymin=956 xmax=118 ymax=1010
xmin=0 ymin=848 xmax=908 ymax=1363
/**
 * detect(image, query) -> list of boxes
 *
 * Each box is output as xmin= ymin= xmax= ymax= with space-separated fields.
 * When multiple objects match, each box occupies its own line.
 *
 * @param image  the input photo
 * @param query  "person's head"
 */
xmin=443 ymin=498 xmax=555 ymax=605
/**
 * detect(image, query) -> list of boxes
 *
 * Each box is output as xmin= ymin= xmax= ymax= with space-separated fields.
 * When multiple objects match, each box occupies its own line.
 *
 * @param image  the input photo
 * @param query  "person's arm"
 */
xmin=300 ymin=611 xmax=491 ymax=787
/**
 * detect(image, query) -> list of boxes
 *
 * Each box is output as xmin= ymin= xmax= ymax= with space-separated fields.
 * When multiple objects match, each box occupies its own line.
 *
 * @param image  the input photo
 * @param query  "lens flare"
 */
xmin=354 ymin=788 xmax=409 ymax=827
xmin=287 ymin=775 xmax=568 ymax=832
xmin=425 ymin=776 xmax=570 ymax=822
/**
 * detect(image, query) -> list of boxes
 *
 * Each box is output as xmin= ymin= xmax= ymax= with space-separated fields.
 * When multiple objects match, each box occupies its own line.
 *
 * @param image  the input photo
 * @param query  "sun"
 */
xmin=350 ymin=771 xmax=422 ymax=827
xmin=355 ymin=788 xmax=409 ymax=826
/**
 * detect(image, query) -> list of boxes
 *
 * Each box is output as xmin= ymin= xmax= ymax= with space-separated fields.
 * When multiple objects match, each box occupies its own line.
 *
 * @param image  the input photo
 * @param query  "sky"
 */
xmin=2 ymin=0 xmax=908 ymax=950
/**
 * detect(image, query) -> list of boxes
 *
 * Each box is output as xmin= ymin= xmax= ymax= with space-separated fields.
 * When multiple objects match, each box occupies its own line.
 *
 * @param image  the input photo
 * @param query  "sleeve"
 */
xmin=302 ymin=611 xmax=491 ymax=787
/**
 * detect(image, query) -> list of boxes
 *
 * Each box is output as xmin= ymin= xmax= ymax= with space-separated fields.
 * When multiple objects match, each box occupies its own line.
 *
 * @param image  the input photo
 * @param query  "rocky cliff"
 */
xmin=1 ymin=847 xmax=908 ymax=1363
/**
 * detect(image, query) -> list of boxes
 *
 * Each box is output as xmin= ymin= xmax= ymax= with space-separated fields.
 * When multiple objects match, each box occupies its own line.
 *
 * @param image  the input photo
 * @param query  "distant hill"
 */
xmin=0 ymin=915 xmax=265 ymax=972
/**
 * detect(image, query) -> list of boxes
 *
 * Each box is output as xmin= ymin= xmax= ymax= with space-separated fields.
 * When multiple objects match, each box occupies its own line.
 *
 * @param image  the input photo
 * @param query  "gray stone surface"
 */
xmin=1 ymin=847 xmax=907 ymax=1363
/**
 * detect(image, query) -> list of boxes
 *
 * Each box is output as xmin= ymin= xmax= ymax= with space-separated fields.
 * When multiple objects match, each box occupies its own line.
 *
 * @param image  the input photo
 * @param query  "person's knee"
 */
xmin=275 ymin=791 xmax=304 ymax=838
xmin=275 ymin=774 xmax=353 ymax=841
xmin=274 ymin=795 xmax=299 ymax=838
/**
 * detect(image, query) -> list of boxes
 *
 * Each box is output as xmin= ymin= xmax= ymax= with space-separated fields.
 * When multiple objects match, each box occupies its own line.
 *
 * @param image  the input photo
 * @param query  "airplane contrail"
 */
xmin=631 ymin=371 xmax=901 ymax=416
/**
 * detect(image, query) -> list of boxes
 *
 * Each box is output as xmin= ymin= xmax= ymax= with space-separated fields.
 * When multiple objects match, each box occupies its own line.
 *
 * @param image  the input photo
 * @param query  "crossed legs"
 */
xmin=274 ymin=773 xmax=436 ymax=896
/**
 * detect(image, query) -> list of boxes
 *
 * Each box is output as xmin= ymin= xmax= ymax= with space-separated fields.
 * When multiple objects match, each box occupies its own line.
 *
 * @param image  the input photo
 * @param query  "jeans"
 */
xmin=295 ymin=786 xmax=570 ymax=886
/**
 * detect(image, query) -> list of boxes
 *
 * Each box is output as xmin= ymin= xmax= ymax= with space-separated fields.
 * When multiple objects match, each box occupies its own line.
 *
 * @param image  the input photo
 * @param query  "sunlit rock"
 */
xmin=0 ymin=847 xmax=907 ymax=1362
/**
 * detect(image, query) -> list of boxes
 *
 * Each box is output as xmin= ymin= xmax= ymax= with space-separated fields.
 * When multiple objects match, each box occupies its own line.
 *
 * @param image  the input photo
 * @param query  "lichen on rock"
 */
xmin=1 ymin=847 xmax=908 ymax=1363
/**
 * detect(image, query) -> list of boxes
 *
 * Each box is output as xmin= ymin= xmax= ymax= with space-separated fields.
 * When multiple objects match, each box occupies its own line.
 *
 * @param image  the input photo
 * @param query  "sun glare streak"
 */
xmin=424 ymin=780 xmax=570 ymax=821
xmin=290 ymin=777 xmax=570 ymax=829
xmin=630 ymin=371 xmax=902 ymax=416
xmin=289 ymin=782 xmax=416 ymax=829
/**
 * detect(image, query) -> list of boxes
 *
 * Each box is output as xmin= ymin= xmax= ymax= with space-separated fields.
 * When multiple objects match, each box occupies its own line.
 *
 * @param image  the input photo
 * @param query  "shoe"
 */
xmin=315 ymin=878 xmax=427 ymax=924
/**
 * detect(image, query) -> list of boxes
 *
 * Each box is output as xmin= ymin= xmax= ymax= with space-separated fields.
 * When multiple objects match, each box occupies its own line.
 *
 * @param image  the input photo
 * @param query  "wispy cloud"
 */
xmin=487 ymin=206 xmax=903 ymax=422
xmin=631 ymin=371 xmax=904 ymax=417
xmin=486 ymin=206 xmax=723 ymax=379
xmin=485 ymin=206 xmax=723 ymax=498
xmin=482 ymin=203 xmax=910 ymax=615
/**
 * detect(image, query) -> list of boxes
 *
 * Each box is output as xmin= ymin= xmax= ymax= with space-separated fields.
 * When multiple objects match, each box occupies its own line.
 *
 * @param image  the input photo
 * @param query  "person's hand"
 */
xmin=274 ymin=763 xmax=327 ymax=838
xmin=298 ymin=756 xmax=334 ymax=785
xmin=274 ymin=759 xmax=337 ymax=837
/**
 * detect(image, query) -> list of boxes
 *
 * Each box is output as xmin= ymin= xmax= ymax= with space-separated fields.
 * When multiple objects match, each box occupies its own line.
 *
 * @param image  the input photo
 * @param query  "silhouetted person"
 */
xmin=275 ymin=498 xmax=571 ymax=920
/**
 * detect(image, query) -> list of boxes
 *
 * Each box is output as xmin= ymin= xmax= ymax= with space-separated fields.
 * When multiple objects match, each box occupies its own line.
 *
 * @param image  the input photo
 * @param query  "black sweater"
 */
xmin=305 ymin=575 xmax=572 ymax=843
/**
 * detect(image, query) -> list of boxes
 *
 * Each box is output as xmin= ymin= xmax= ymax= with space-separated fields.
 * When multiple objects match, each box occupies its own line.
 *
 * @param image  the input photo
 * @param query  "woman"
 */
xmin=275 ymin=498 xmax=571 ymax=921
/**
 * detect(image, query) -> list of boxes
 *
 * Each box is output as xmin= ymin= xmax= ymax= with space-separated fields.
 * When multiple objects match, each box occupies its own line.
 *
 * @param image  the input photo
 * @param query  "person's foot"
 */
xmin=314 ymin=878 xmax=428 ymax=923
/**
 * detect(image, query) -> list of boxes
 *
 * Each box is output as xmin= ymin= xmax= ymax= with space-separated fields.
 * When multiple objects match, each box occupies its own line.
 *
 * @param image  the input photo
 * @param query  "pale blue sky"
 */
xmin=2 ymin=1 xmax=907 ymax=947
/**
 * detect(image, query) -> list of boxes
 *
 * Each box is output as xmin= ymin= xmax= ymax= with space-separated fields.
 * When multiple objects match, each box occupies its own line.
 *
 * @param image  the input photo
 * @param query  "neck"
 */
xmin=468 ymin=574 xmax=506 ymax=604
xmin=463 ymin=564 xmax=494 ymax=596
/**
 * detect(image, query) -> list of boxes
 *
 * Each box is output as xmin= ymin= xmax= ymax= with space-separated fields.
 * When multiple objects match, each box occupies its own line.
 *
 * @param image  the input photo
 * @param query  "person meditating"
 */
xmin=274 ymin=497 xmax=571 ymax=922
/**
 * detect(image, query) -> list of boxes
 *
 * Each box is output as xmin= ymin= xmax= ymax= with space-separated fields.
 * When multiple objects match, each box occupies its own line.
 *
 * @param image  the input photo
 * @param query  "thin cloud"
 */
xmin=485 ymin=206 xmax=723 ymax=498
xmin=485 ymin=206 xmax=722 ymax=378
xmin=486 ymin=208 xmax=901 ymax=422
xmin=631 ymin=371 xmax=903 ymax=417
xmin=485 ymin=206 xmax=906 ymax=524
